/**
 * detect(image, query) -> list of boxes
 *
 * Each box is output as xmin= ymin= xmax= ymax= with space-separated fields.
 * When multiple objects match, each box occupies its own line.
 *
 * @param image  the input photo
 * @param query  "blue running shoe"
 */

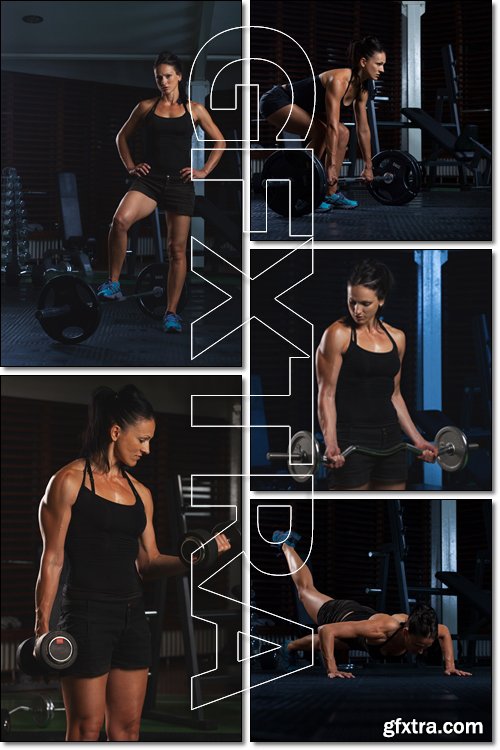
xmin=97 ymin=279 xmax=123 ymax=299
xmin=315 ymin=201 xmax=333 ymax=213
xmin=274 ymin=640 xmax=298 ymax=672
xmin=324 ymin=192 xmax=358 ymax=209
xmin=271 ymin=530 xmax=302 ymax=548
xmin=163 ymin=311 xmax=183 ymax=334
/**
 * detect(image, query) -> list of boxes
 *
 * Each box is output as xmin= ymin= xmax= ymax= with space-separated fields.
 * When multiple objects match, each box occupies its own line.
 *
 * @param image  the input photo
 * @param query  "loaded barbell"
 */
xmin=179 ymin=522 xmax=241 ymax=569
xmin=2 ymin=694 xmax=65 ymax=736
xmin=267 ymin=426 xmax=479 ymax=483
xmin=35 ymin=261 xmax=188 ymax=344
xmin=260 ymin=149 xmax=422 ymax=217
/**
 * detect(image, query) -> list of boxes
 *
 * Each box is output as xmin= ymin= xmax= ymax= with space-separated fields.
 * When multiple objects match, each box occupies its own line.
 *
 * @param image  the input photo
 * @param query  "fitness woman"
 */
xmin=99 ymin=51 xmax=226 ymax=333
xmin=316 ymin=259 xmax=437 ymax=490
xmin=273 ymin=531 xmax=472 ymax=679
xmin=35 ymin=385 xmax=230 ymax=741
xmin=259 ymin=37 xmax=385 ymax=210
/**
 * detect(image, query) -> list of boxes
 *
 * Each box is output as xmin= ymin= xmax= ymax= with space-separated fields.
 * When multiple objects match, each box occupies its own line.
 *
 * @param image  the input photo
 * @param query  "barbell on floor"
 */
xmin=2 ymin=694 xmax=64 ymax=736
xmin=267 ymin=426 xmax=479 ymax=483
xmin=35 ymin=262 xmax=188 ymax=344
xmin=259 ymin=149 xmax=422 ymax=217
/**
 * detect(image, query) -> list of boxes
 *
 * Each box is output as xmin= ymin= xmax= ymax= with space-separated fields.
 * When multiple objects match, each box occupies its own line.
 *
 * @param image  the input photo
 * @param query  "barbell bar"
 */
xmin=2 ymin=694 xmax=64 ymax=736
xmin=260 ymin=149 xmax=422 ymax=217
xmin=267 ymin=426 xmax=479 ymax=483
xmin=35 ymin=261 xmax=188 ymax=344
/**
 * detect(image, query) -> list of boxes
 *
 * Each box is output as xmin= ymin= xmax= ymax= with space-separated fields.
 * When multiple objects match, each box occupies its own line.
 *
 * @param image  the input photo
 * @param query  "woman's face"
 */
xmin=347 ymin=284 xmax=383 ymax=325
xmin=404 ymin=631 xmax=435 ymax=655
xmin=112 ymin=418 xmax=156 ymax=467
xmin=360 ymin=52 xmax=386 ymax=81
xmin=155 ymin=64 xmax=182 ymax=96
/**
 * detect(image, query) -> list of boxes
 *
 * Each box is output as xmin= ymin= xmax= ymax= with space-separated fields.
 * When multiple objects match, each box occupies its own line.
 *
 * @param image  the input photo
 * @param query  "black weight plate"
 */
xmin=36 ymin=274 xmax=100 ymax=344
xmin=368 ymin=150 xmax=421 ymax=205
xmin=135 ymin=262 xmax=188 ymax=320
xmin=261 ymin=150 xmax=326 ymax=217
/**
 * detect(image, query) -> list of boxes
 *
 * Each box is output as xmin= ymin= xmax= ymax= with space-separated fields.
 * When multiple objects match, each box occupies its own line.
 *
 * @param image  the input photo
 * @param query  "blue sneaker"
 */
xmin=97 ymin=279 xmax=123 ymax=299
xmin=324 ymin=192 xmax=358 ymax=209
xmin=271 ymin=530 xmax=302 ymax=548
xmin=315 ymin=201 xmax=333 ymax=213
xmin=274 ymin=640 xmax=298 ymax=672
xmin=163 ymin=311 xmax=182 ymax=334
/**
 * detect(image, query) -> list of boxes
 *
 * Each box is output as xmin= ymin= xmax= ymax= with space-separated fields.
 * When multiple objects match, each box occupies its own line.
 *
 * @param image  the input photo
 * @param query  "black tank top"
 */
xmin=335 ymin=322 xmax=401 ymax=427
xmin=64 ymin=461 xmax=147 ymax=600
xmin=142 ymin=98 xmax=194 ymax=175
xmin=283 ymin=74 xmax=356 ymax=118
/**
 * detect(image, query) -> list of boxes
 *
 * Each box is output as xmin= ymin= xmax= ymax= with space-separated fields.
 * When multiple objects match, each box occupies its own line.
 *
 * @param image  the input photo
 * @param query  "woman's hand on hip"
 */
xmin=128 ymin=163 xmax=151 ymax=177
xmin=179 ymin=167 xmax=207 ymax=182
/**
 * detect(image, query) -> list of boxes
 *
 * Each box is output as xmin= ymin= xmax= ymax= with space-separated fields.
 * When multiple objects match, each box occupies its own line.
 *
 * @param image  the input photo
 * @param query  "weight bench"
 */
xmin=401 ymin=108 xmax=491 ymax=187
xmin=57 ymin=172 xmax=96 ymax=274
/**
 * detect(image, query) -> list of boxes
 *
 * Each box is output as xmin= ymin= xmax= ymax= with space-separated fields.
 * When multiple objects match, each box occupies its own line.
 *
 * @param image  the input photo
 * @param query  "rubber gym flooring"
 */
xmin=1 ymin=275 xmax=242 ymax=367
xmin=1 ymin=690 xmax=241 ymax=741
xmin=250 ymin=664 xmax=492 ymax=742
xmin=250 ymin=188 xmax=491 ymax=241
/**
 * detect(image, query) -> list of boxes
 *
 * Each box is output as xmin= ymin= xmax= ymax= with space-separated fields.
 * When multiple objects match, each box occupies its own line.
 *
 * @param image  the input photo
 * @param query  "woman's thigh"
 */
xmin=165 ymin=212 xmax=191 ymax=250
xmin=114 ymin=189 xmax=158 ymax=225
xmin=105 ymin=668 xmax=149 ymax=733
xmin=267 ymin=103 xmax=316 ymax=138
xmin=60 ymin=673 xmax=108 ymax=736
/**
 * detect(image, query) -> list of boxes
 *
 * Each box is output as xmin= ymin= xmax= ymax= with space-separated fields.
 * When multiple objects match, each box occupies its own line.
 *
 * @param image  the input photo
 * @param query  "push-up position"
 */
xmin=273 ymin=531 xmax=472 ymax=679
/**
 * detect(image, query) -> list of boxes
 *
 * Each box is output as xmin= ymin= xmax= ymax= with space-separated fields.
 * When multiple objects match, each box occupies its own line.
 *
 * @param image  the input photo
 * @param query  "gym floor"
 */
xmin=250 ymin=664 xmax=492 ymax=742
xmin=1 ymin=275 xmax=242 ymax=367
xmin=250 ymin=188 xmax=491 ymax=242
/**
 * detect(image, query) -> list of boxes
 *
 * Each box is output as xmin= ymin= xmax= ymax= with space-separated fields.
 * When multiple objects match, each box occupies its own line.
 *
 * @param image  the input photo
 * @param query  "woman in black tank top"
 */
xmin=35 ymin=385 xmax=231 ymax=741
xmin=317 ymin=260 xmax=438 ymax=490
xmin=99 ymin=51 xmax=226 ymax=334
xmin=275 ymin=534 xmax=471 ymax=680
xmin=259 ymin=37 xmax=385 ymax=210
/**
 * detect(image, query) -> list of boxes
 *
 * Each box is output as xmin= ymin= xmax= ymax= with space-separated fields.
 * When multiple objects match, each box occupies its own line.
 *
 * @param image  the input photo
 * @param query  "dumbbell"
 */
xmin=179 ymin=522 xmax=241 ymax=569
xmin=1 ymin=694 xmax=64 ymax=737
xmin=16 ymin=630 xmax=78 ymax=676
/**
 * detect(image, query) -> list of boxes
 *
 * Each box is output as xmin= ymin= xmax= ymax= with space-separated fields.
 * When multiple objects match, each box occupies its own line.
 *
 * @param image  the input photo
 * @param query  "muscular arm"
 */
xmin=323 ymin=75 xmax=350 ymax=185
xmin=115 ymin=100 xmax=152 ymax=174
xmin=183 ymin=103 xmax=226 ymax=179
xmin=316 ymin=324 xmax=349 ymax=463
xmin=35 ymin=470 xmax=78 ymax=637
xmin=136 ymin=488 xmax=231 ymax=580
xmin=353 ymin=90 xmax=373 ymax=174
xmin=318 ymin=618 xmax=392 ymax=678
xmin=391 ymin=330 xmax=438 ymax=459
xmin=438 ymin=624 xmax=472 ymax=676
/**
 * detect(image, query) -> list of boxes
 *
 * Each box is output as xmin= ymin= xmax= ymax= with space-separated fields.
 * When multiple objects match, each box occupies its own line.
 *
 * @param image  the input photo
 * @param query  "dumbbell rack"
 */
xmin=1 ymin=167 xmax=31 ymax=285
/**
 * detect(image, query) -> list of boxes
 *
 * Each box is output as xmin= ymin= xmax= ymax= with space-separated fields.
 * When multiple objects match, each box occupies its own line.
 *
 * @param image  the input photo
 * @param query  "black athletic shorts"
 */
xmin=328 ymin=423 xmax=408 ymax=489
xmin=128 ymin=172 xmax=195 ymax=216
xmin=317 ymin=599 xmax=376 ymax=627
xmin=57 ymin=595 xmax=151 ymax=678
xmin=259 ymin=85 xmax=293 ymax=119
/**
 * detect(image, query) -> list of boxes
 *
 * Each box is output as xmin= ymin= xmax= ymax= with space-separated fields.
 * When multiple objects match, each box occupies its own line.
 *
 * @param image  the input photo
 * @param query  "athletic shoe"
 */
xmin=315 ymin=201 xmax=333 ymax=213
xmin=163 ymin=311 xmax=183 ymax=334
xmin=324 ymin=192 xmax=358 ymax=209
xmin=274 ymin=640 xmax=299 ymax=672
xmin=97 ymin=279 xmax=123 ymax=299
xmin=271 ymin=529 xmax=302 ymax=548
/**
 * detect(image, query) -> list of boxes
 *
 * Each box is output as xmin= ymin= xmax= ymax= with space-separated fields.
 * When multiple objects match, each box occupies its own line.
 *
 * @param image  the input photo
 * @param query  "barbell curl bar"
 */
xmin=267 ymin=426 xmax=479 ymax=483
xmin=260 ymin=149 xmax=422 ymax=217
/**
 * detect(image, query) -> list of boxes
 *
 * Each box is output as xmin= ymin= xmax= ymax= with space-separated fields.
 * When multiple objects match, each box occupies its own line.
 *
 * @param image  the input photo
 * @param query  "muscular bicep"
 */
xmin=319 ymin=617 xmax=390 ymax=641
xmin=39 ymin=472 xmax=77 ymax=564
xmin=136 ymin=488 xmax=161 ymax=572
xmin=324 ymin=77 xmax=349 ymax=128
xmin=316 ymin=326 xmax=347 ymax=397
xmin=392 ymin=330 xmax=406 ymax=396
xmin=117 ymin=101 xmax=150 ymax=141
xmin=191 ymin=103 xmax=225 ymax=142
xmin=353 ymin=90 xmax=370 ymax=128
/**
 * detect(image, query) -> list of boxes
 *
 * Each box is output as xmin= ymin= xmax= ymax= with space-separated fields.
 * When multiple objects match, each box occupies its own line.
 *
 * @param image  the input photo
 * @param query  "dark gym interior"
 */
xmin=250 ymin=1 xmax=491 ymax=241
xmin=250 ymin=497 xmax=492 ymax=742
xmin=1 ymin=1 xmax=243 ymax=366
xmin=250 ymin=249 xmax=492 ymax=491
xmin=1 ymin=376 xmax=243 ymax=741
